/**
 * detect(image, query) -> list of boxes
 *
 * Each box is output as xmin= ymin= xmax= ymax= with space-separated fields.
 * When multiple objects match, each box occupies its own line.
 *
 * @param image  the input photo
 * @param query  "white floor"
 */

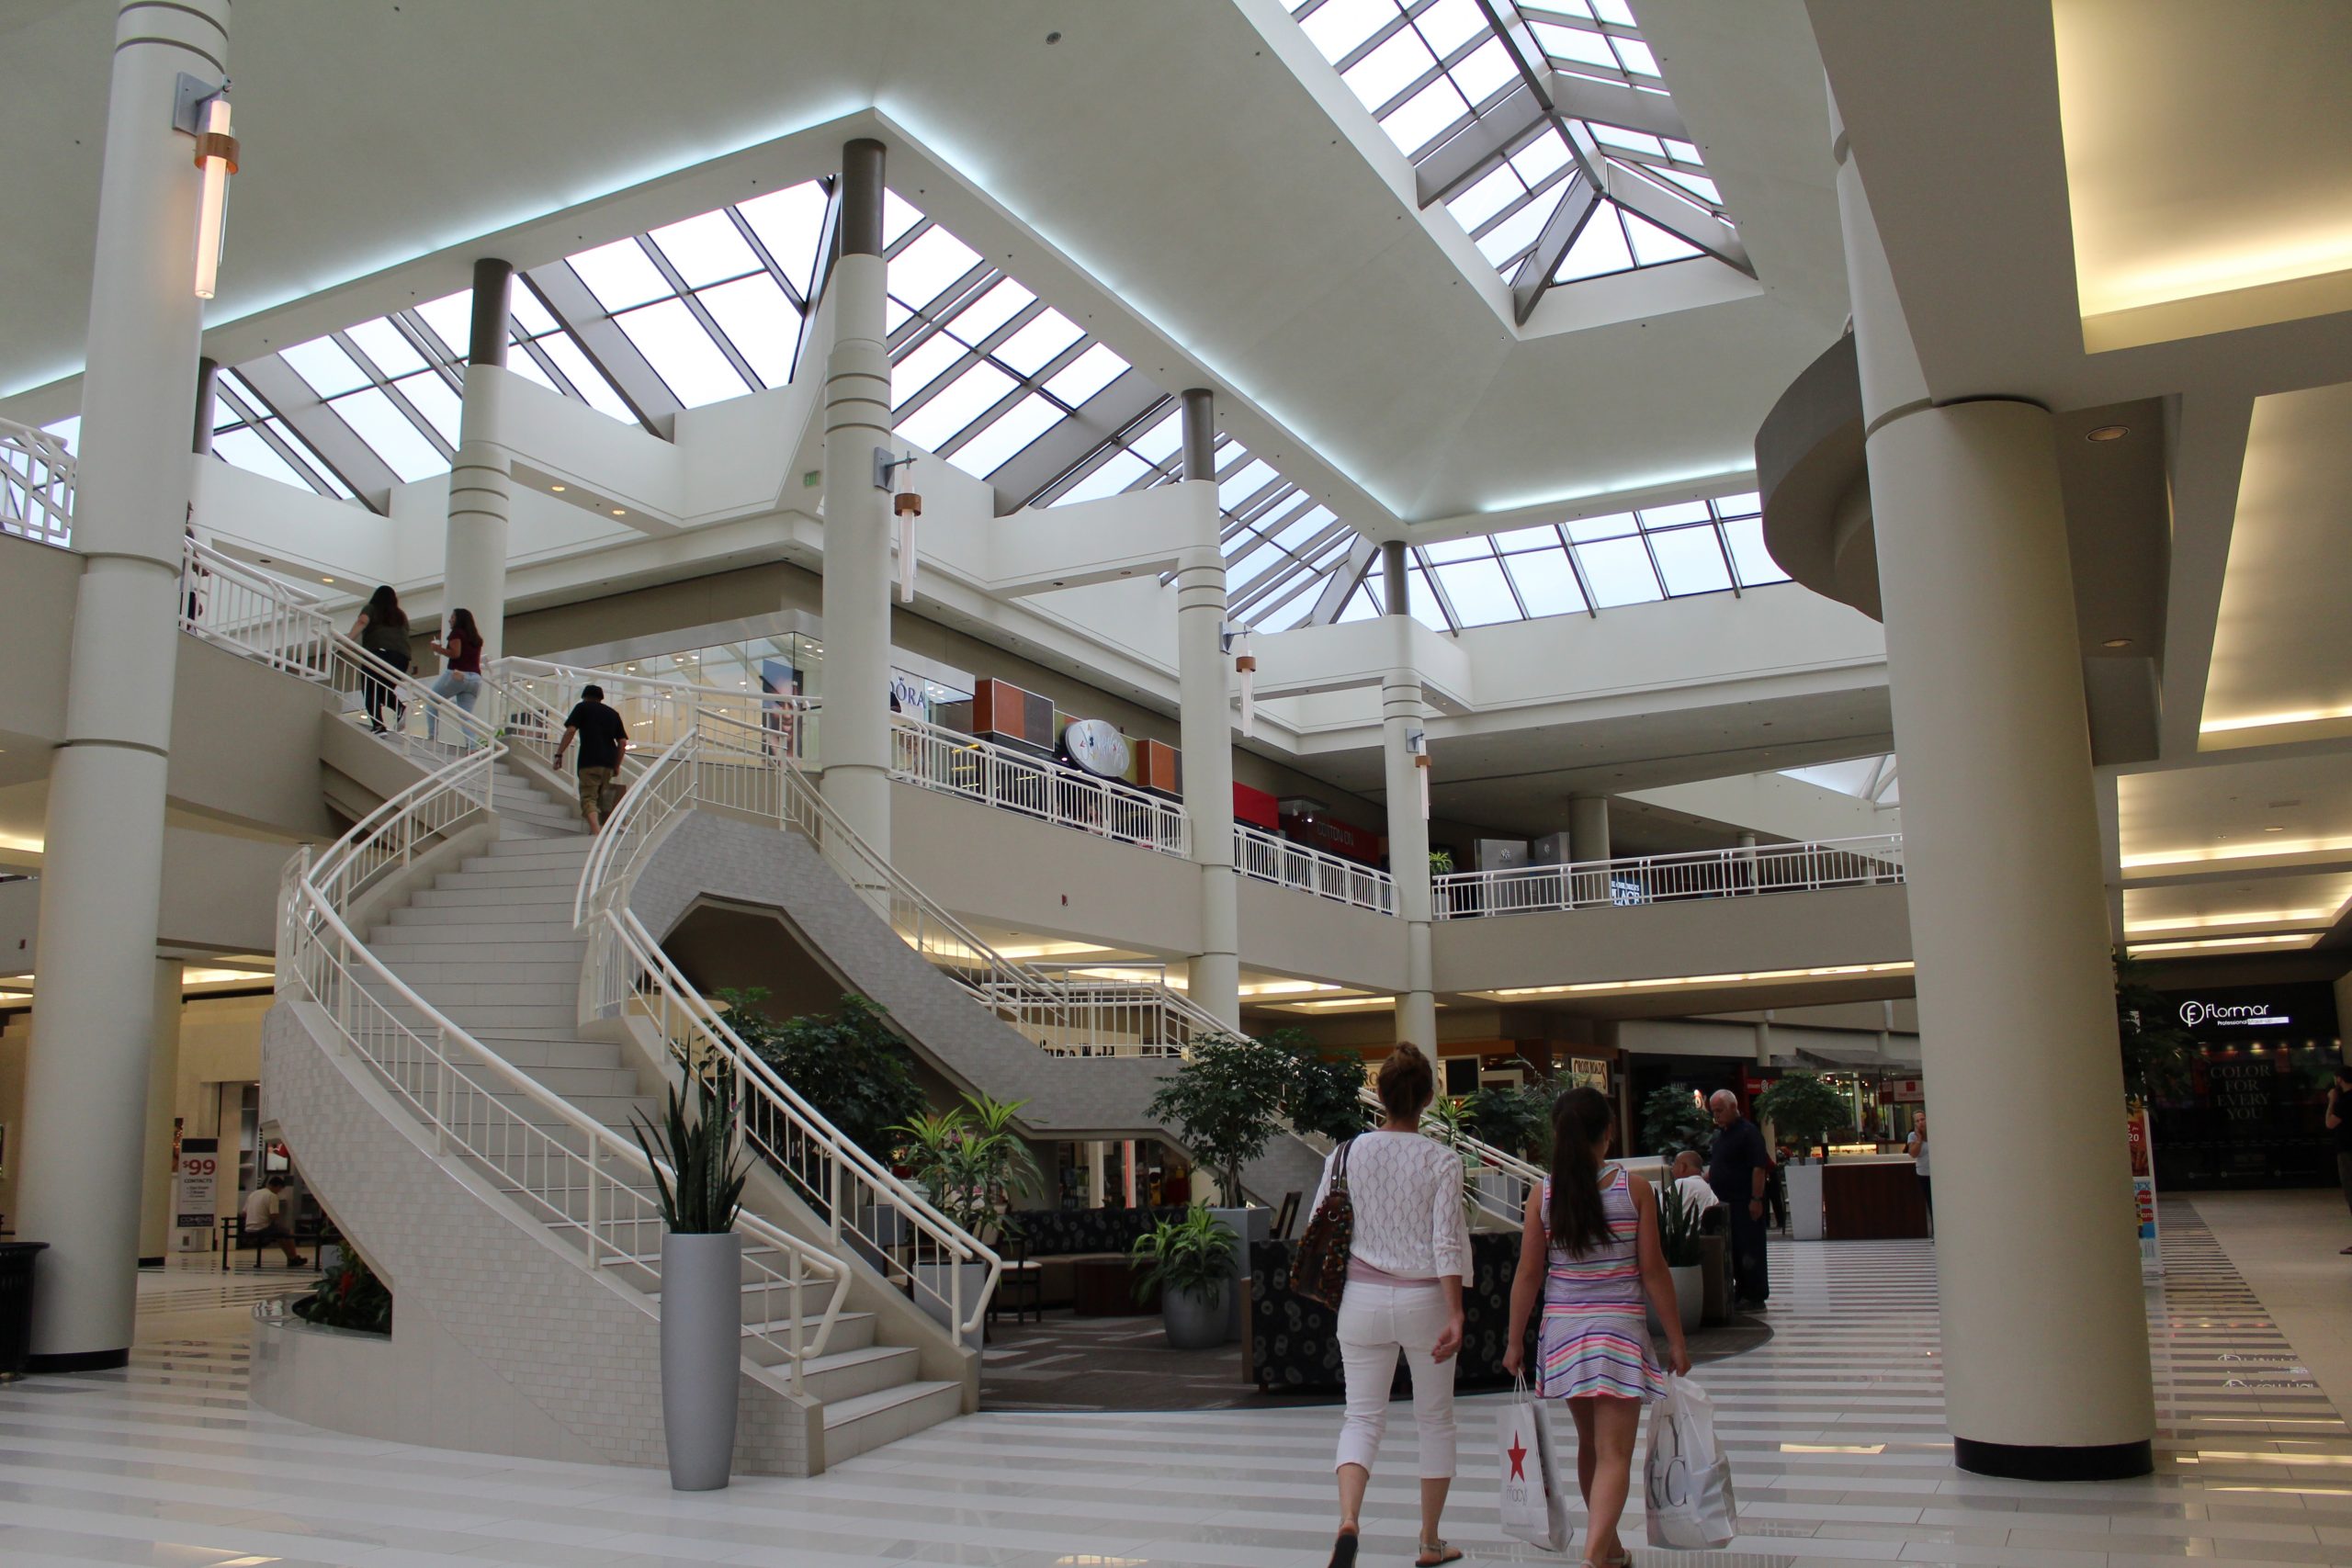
xmin=2 ymin=1198 xmax=2349 ymax=1567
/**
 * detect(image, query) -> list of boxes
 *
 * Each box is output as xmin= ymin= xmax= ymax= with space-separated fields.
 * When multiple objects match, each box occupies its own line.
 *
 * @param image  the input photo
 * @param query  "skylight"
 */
xmin=1781 ymin=754 xmax=1900 ymax=807
xmin=1286 ymin=0 xmax=1749 ymax=321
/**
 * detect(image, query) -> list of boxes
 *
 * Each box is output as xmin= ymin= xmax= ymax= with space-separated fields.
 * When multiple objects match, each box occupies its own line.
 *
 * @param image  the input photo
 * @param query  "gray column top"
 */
xmin=842 ymin=139 xmax=887 ymax=258
xmin=469 ymin=259 xmax=513 ymax=368
xmin=1181 ymin=388 xmax=1216 ymax=483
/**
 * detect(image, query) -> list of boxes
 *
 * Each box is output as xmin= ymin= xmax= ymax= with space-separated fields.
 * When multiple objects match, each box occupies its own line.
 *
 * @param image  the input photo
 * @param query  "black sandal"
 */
xmin=1329 ymin=1529 xmax=1360 ymax=1568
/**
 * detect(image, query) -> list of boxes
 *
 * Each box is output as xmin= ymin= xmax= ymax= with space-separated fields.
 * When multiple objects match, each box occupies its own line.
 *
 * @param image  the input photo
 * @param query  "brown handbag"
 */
xmin=1292 ymin=1138 xmax=1354 ymax=1308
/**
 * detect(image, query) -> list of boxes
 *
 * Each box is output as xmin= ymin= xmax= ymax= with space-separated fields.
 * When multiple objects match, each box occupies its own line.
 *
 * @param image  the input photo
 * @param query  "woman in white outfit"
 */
xmin=1322 ymin=1043 xmax=1471 ymax=1568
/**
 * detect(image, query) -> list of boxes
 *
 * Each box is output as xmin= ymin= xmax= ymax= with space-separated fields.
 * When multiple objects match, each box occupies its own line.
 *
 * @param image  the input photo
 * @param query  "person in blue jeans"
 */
xmin=425 ymin=606 xmax=484 ymax=741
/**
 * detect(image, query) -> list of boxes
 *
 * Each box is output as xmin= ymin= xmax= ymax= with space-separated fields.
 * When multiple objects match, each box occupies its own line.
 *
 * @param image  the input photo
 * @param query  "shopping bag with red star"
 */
xmin=1498 ymin=1376 xmax=1568 ymax=1551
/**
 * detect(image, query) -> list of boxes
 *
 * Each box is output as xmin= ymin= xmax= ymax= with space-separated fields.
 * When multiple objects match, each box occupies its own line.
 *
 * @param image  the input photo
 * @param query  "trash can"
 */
xmin=0 ymin=1242 xmax=49 ymax=1379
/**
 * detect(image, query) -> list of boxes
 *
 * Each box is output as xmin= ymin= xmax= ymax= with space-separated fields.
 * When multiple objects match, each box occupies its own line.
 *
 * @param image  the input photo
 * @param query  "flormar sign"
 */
xmin=2178 ymin=999 xmax=2291 ymax=1029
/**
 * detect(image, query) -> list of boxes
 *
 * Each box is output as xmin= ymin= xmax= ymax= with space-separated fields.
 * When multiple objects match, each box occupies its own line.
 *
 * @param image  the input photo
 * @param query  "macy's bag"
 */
xmin=1498 ymin=1377 xmax=1571 ymax=1551
xmin=1290 ymin=1139 xmax=1354 ymax=1308
xmin=1645 ymin=1374 xmax=1737 ymax=1550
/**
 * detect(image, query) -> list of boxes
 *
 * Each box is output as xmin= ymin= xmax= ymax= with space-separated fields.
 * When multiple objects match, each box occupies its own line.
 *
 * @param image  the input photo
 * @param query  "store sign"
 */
xmin=888 ymin=671 xmax=933 ymax=723
xmin=1062 ymin=718 xmax=1132 ymax=780
xmin=2178 ymin=998 xmax=2290 ymax=1029
xmin=2126 ymin=1105 xmax=2161 ymax=1277
xmin=1884 ymin=1077 xmax=1925 ymax=1104
xmin=1567 ymin=1057 xmax=1610 ymax=1094
xmin=175 ymin=1136 xmax=219 ymax=1250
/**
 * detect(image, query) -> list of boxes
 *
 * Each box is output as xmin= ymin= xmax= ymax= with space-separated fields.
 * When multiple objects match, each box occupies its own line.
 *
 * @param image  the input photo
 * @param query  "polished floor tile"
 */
xmin=0 ymin=1198 xmax=2346 ymax=1566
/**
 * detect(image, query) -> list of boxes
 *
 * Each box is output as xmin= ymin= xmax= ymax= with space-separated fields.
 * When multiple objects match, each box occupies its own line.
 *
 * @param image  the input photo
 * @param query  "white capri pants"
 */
xmin=1334 ymin=1280 xmax=1458 ymax=1479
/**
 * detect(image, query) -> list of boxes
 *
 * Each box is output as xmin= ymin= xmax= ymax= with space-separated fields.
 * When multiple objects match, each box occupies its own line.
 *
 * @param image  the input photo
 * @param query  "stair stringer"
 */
xmin=630 ymin=810 xmax=1331 ymax=1206
xmin=258 ymin=998 xmax=825 ymax=1474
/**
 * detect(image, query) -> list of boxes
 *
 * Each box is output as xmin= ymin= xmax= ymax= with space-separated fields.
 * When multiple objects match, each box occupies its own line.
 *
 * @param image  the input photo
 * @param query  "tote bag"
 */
xmin=1498 ymin=1377 xmax=1570 ymax=1551
xmin=1645 ymin=1374 xmax=1737 ymax=1550
xmin=1291 ymin=1140 xmax=1353 ymax=1308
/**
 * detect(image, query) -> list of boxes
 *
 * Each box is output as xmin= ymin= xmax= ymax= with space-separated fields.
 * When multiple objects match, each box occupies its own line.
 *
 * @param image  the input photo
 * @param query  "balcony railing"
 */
xmin=1434 ymin=833 xmax=1905 ymax=919
xmin=1236 ymin=823 xmax=1395 ymax=915
xmin=890 ymin=716 xmax=1188 ymax=858
xmin=1 ymin=418 xmax=74 ymax=548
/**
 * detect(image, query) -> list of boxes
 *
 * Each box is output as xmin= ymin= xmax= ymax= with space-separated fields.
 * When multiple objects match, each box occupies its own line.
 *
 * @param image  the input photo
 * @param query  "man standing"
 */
xmin=2328 ymin=1066 xmax=2352 ymax=1256
xmin=1707 ymin=1089 xmax=1772 ymax=1310
xmin=241 ymin=1174 xmax=306 ymax=1269
xmin=552 ymin=683 xmax=629 ymax=833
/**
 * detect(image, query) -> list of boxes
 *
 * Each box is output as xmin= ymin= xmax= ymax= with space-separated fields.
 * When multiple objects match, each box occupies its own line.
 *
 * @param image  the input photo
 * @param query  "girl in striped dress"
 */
xmin=1505 ymin=1087 xmax=1690 ymax=1568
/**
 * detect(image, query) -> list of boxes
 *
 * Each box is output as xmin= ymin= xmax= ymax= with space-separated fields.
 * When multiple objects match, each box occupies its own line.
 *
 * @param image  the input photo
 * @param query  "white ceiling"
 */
xmin=0 ymin=0 xmax=1849 ymax=536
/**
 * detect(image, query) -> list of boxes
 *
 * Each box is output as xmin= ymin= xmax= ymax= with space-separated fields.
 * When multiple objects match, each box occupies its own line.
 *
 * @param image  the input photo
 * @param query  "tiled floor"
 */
xmin=2 ymin=1196 xmax=2348 ymax=1566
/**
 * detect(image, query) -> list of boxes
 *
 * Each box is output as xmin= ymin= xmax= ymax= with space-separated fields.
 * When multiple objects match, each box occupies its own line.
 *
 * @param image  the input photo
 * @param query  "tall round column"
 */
xmin=1837 ymin=98 xmax=2154 ymax=1477
xmin=1378 ymin=543 xmax=1437 ymax=1047
xmin=1175 ymin=389 xmax=1240 ymax=1030
xmin=443 ymin=258 xmax=514 ymax=662
xmin=819 ymin=139 xmax=896 ymax=865
xmin=17 ymin=0 xmax=230 ymax=1370
xmin=1569 ymin=795 xmax=1611 ymax=863
xmin=136 ymin=959 xmax=184 ymax=1266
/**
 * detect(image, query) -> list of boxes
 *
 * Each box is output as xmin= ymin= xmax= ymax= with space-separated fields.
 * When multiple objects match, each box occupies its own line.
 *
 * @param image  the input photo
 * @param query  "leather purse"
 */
xmin=1292 ymin=1138 xmax=1355 ymax=1308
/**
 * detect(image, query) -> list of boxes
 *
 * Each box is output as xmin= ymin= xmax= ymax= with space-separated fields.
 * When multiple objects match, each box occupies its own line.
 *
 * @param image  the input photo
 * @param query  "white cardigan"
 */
xmin=1313 ymin=1130 xmax=1471 ymax=1281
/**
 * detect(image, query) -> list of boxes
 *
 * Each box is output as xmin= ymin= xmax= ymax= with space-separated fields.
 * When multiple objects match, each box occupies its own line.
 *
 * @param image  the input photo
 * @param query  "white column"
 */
xmin=819 ymin=139 xmax=896 ymax=864
xmin=1570 ymin=795 xmax=1611 ymax=863
xmin=136 ymin=960 xmax=183 ymax=1265
xmin=1836 ymin=93 xmax=2153 ymax=1478
xmin=1378 ymin=543 xmax=1437 ymax=1047
xmin=1175 ymin=389 xmax=1240 ymax=1031
xmin=443 ymin=258 xmax=514 ymax=663
xmin=1086 ymin=1141 xmax=1106 ymax=1208
xmin=17 ymin=0 xmax=230 ymax=1370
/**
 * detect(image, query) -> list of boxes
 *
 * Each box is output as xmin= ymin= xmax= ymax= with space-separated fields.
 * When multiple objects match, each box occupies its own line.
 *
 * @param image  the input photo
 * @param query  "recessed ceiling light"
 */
xmin=2087 ymin=424 xmax=2130 ymax=442
xmin=320 ymin=576 xmax=334 ymax=584
xmin=551 ymin=483 xmax=567 ymax=492
xmin=611 ymin=507 xmax=627 ymax=516
xmin=2265 ymin=825 xmax=2286 ymax=833
xmin=2103 ymin=637 xmax=2132 ymax=649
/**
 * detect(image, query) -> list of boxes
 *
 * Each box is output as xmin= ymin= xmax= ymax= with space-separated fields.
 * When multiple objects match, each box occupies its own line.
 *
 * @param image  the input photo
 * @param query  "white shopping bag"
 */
xmin=1498 ymin=1377 xmax=1570 ymax=1551
xmin=1645 ymin=1374 xmax=1737 ymax=1550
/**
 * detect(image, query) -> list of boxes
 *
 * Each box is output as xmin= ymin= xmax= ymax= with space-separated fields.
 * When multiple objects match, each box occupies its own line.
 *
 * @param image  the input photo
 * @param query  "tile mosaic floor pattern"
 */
xmin=1 ymin=1196 xmax=2347 ymax=1567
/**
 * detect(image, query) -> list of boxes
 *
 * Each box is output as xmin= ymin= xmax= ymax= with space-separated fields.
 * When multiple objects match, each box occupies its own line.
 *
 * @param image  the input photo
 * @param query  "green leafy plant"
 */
xmin=1468 ymin=1082 xmax=1554 ymax=1162
xmin=891 ymin=1092 xmax=1040 ymax=1242
xmin=1654 ymin=1187 xmax=1702 ymax=1269
xmin=2113 ymin=951 xmax=2194 ymax=1104
xmin=293 ymin=1251 xmax=392 ymax=1335
xmin=718 ymin=987 xmax=923 ymax=1160
xmin=1429 ymin=848 xmax=1456 ymax=876
xmin=1641 ymin=1084 xmax=1715 ymax=1158
xmin=1148 ymin=1034 xmax=1300 ymax=1203
xmin=1278 ymin=1031 xmax=1373 ymax=1144
xmin=631 ymin=1059 xmax=748 ymax=1233
xmin=1755 ymin=1072 xmax=1851 ymax=1163
xmin=1128 ymin=1203 xmax=1238 ymax=1306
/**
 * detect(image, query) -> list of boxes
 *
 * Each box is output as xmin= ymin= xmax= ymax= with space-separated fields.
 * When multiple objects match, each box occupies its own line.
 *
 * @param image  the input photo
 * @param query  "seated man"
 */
xmin=1671 ymin=1150 xmax=1722 ymax=1228
xmin=241 ymin=1174 xmax=307 ymax=1268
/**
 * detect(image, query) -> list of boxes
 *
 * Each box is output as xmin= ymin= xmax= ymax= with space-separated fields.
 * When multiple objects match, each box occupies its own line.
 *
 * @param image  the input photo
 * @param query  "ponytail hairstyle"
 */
xmin=365 ymin=584 xmax=406 ymax=630
xmin=1545 ymin=1086 xmax=1617 ymax=1258
xmin=448 ymin=606 xmax=481 ymax=646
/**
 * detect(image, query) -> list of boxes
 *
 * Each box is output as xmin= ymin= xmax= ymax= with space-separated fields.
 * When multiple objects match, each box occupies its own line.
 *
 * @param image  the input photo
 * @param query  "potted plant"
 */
xmin=1422 ymin=1091 xmax=1494 ymax=1214
xmin=892 ymin=1093 xmax=1039 ymax=1345
xmin=1640 ymin=1084 xmax=1715 ymax=1159
xmin=1130 ymin=1204 xmax=1239 ymax=1350
xmin=1755 ymin=1072 xmax=1849 ymax=1244
xmin=1652 ymin=1190 xmax=1704 ymax=1334
xmin=1468 ymin=1082 xmax=1554 ymax=1162
xmin=630 ymin=1060 xmax=750 ymax=1492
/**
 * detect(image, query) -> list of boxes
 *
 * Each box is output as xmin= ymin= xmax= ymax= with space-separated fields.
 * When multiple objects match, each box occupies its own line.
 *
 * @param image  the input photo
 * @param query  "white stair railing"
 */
xmin=277 ymin=745 xmax=848 ymax=1388
xmin=1434 ymin=833 xmax=1906 ymax=919
xmin=1237 ymin=823 xmax=1395 ymax=915
xmin=0 ymin=417 xmax=74 ymax=548
xmin=491 ymin=656 xmax=813 ymax=775
xmin=890 ymin=715 xmax=1188 ymax=858
xmin=1353 ymin=1087 xmax=1546 ymax=1229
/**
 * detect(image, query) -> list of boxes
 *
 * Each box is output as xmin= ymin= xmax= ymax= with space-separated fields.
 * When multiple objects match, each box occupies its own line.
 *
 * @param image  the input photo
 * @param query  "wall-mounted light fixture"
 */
xmin=876 ymin=447 xmax=922 ymax=603
xmin=1407 ymin=728 xmax=1430 ymax=820
xmin=1222 ymin=625 xmax=1257 ymax=738
xmin=174 ymin=75 xmax=239 ymax=300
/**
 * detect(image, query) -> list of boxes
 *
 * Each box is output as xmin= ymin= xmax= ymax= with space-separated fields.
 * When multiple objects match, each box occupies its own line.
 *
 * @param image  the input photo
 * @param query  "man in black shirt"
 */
xmin=1707 ymin=1089 xmax=1773 ymax=1309
xmin=2329 ymin=1066 xmax=2352 ymax=1255
xmin=552 ymin=684 xmax=630 ymax=833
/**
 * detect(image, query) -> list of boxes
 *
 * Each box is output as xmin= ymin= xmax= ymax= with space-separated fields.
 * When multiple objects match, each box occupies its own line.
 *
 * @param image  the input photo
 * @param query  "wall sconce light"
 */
xmin=876 ymin=446 xmax=922 ymax=603
xmin=175 ymin=75 xmax=239 ymax=300
xmin=1222 ymin=625 xmax=1257 ymax=738
xmin=1407 ymin=728 xmax=1430 ymax=820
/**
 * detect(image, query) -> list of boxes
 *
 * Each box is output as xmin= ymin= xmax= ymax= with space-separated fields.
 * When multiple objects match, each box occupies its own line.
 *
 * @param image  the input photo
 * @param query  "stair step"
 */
xmin=389 ymin=902 xmax=581 ymax=927
xmin=378 ymin=958 xmax=582 ymax=985
xmin=438 ymin=866 xmax=582 ymax=890
xmin=411 ymin=886 xmax=581 ymax=910
xmin=512 ymin=1062 xmax=641 ymax=1098
xmin=820 ymin=1381 xmax=962 ymax=1461
xmin=800 ymin=1343 xmax=922 ymax=1404
xmin=363 ymin=977 xmax=577 ymax=1008
xmin=370 ymin=919 xmax=582 ymax=943
xmin=470 ymin=1029 xmax=614 ymax=1053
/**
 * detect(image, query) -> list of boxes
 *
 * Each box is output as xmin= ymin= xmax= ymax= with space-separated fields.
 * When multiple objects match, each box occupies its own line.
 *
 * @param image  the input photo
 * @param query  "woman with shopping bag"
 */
xmin=1503 ymin=1086 xmax=1690 ymax=1568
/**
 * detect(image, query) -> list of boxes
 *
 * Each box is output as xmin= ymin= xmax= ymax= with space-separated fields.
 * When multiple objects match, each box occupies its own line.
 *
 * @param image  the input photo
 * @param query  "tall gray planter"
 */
xmin=661 ymin=1232 xmax=743 ymax=1491
xmin=1207 ymin=1205 xmax=1271 ymax=1343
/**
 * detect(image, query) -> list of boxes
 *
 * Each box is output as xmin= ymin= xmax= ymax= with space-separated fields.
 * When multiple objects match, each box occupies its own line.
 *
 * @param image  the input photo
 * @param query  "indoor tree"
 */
xmin=2113 ymin=951 xmax=2193 ymax=1104
xmin=1755 ymin=1072 xmax=1851 ymax=1162
xmin=1468 ymin=1081 xmax=1554 ymax=1161
xmin=1278 ymin=1031 xmax=1374 ymax=1144
xmin=717 ymin=987 xmax=923 ymax=1161
xmin=891 ymin=1092 xmax=1040 ymax=1242
xmin=1148 ymin=1034 xmax=1297 ymax=1204
xmin=1641 ymin=1084 xmax=1716 ymax=1157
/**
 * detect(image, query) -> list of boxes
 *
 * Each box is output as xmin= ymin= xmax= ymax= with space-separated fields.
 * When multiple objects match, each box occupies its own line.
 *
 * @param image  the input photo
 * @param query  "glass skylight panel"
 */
xmin=736 ymin=184 xmax=829 ymax=298
xmin=393 ymin=371 xmax=463 ymax=444
xmin=1219 ymin=459 xmax=1280 ymax=509
xmin=648 ymin=210 xmax=759 ymax=288
xmin=615 ymin=298 xmax=751 ymax=408
xmin=346 ymin=317 xmax=426 ymax=378
xmin=328 ymin=388 xmax=447 ymax=482
xmin=1504 ymin=546 xmax=1587 ymax=614
xmin=947 ymin=278 xmax=1035 ymax=343
xmin=529 ymin=331 xmax=637 ymax=422
xmin=282 ymin=336 xmax=370 ymax=399
xmin=698 ymin=274 xmax=798 ymax=388
xmin=211 ymin=427 xmax=310 ymax=491
xmin=510 ymin=283 xmax=560 ymax=336
xmin=891 ymin=333 xmax=967 ymax=409
xmin=994 ymin=310 xmax=1083 ymax=377
xmin=1647 ymin=525 xmax=1732 ymax=594
xmin=890 ymin=225 xmax=985 ymax=310
xmin=1056 ymin=448 xmax=1153 ymax=506
xmin=896 ymin=361 xmax=1015 ymax=452
xmin=1434 ymin=556 xmax=1520 ymax=625
xmin=1043 ymin=343 xmax=1128 ymax=406
xmin=570 ymin=238 xmax=672 ymax=313
xmin=1285 ymin=0 xmax=1742 ymax=302
xmin=948 ymin=394 xmax=1063 ymax=479
xmin=1577 ymin=536 xmax=1664 ymax=605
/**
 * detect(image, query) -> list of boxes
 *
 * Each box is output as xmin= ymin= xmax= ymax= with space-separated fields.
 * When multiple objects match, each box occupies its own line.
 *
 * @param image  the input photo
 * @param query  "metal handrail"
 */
xmin=489 ymin=656 xmax=813 ymax=776
xmin=1432 ymin=833 xmax=1906 ymax=919
xmin=1236 ymin=823 xmax=1396 ymax=915
xmin=0 ymin=417 xmax=74 ymax=547
xmin=1354 ymin=1087 xmax=1546 ymax=1228
xmin=890 ymin=715 xmax=1188 ymax=858
xmin=279 ymin=745 xmax=849 ymax=1389
xmin=571 ymin=712 xmax=1005 ymax=1337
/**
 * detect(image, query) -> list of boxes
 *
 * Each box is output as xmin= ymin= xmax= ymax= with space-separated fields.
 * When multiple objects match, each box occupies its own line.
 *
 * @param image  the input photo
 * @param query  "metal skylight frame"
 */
xmin=1288 ymin=0 xmax=1751 ymax=322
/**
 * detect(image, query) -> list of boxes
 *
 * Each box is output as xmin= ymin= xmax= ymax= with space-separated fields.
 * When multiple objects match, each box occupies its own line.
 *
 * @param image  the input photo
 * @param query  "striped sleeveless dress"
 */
xmin=1537 ymin=1166 xmax=1666 ymax=1402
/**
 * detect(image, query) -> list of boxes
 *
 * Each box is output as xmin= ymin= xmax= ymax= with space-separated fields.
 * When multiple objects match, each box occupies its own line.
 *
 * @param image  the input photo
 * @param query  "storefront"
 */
xmin=2148 ymin=982 xmax=2344 ymax=1190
